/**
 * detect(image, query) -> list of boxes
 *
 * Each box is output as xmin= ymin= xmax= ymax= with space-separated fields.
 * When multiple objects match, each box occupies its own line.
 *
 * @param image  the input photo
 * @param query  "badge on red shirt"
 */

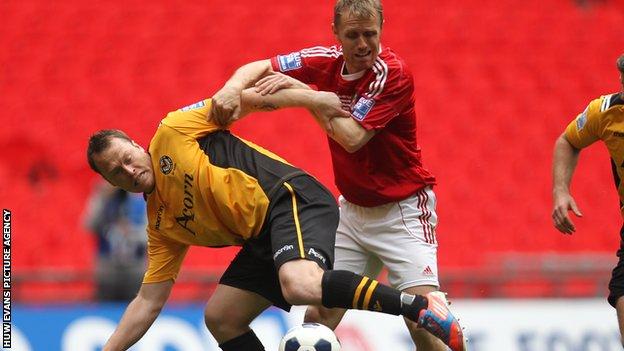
xmin=277 ymin=53 xmax=302 ymax=72
xmin=352 ymin=96 xmax=375 ymax=121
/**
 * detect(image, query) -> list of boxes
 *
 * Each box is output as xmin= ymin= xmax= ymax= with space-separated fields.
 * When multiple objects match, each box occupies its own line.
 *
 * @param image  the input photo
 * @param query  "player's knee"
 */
xmin=204 ymin=306 xmax=246 ymax=337
xmin=279 ymin=260 xmax=323 ymax=305
xmin=281 ymin=279 xmax=312 ymax=305
xmin=203 ymin=306 xmax=224 ymax=332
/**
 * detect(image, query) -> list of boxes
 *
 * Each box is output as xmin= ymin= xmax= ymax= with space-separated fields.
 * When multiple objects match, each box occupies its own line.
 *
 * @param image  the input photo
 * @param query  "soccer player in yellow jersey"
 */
xmin=552 ymin=53 xmax=624 ymax=344
xmin=87 ymin=88 xmax=463 ymax=350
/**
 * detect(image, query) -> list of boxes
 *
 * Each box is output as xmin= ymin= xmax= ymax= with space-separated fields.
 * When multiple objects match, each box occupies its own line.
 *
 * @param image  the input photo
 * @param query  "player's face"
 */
xmin=333 ymin=11 xmax=382 ymax=74
xmin=93 ymin=137 xmax=155 ymax=194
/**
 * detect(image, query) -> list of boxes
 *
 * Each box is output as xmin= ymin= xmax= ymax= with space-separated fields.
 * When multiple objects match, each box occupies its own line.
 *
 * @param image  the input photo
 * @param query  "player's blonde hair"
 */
xmin=334 ymin=0 xmax=383 ymax=28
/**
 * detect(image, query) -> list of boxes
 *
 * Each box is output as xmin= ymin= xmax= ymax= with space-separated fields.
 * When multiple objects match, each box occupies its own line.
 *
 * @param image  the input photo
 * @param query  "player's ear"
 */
xmin=332 ymin=22 xmax=338 ymax=37
xmin=131 ymin=140 xmax=144 ymax=151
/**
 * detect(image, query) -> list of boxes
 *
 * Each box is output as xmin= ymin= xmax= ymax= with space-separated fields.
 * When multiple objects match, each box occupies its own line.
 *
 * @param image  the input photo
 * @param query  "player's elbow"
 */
xmin=336 ymin=132 xmax=369 ymax=153
xmin=136 ymin=281 xmax=173 ymax=312
xmin=341 ymin=141 xmax=364 ymax=153
xmin=137 ymin=295 xmax=167 ymax=316
xmin=240 ymin=59 xmax=273 ymax=77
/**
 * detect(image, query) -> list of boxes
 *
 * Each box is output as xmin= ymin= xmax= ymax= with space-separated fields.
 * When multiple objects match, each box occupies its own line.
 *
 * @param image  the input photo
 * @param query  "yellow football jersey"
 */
xmin=143 ymin=99 xmax=304 ymax=283
xmin=565 ymin=93 xmax=624 ymax=218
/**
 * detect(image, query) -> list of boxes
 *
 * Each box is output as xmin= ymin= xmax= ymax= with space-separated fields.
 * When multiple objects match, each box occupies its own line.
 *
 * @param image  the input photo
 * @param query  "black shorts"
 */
xmin=219 ymin=175 xmax=339 ymax=311
xmin=608 ymin=224 xmax=624 ymax=307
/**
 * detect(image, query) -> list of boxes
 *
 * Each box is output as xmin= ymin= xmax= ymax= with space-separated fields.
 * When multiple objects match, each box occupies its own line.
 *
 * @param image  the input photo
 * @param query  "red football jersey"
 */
xmin=271 ymin=45 xmax=435 ymax=207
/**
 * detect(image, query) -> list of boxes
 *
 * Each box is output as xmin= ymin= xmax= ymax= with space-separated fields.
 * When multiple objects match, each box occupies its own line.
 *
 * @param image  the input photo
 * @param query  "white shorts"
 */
xmin=334 ymin=186 xmax=439 ymax=291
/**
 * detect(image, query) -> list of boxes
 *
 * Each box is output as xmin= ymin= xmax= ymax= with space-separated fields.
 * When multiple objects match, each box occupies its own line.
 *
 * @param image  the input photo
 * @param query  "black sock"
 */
xmin=321 ymin=270 xmax=428 ymax=321
xmin=400 ymin=293 xmax=428 ymax=322
xmin=219 ymin=330 xmax=265 ymax=351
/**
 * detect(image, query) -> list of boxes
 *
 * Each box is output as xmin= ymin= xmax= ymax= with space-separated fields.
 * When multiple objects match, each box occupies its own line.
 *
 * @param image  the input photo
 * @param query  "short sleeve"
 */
xmin=353 ymin=64 xmax=414 ymax=130
xmin=159 ymin=99 xmax=220 ymax=139
xmin=271 ymin=46 xmax=338 ymax=84
xmin=564 ymin=99 xmax=603 ymax=149
xmin=143 ymin=228 xmax=189 ymax=283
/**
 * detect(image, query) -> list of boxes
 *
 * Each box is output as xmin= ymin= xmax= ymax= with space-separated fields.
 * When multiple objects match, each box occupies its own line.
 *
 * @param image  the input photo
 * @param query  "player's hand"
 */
xmin=310 ymin=92 xmax=352 ymax=132
xmin=254 ymin=72 xmax=310 ymax=95
xmin=211 ymin=85 xmax=242 ymax=127
xmin=552 ymin=191 xmax=583 ymax=234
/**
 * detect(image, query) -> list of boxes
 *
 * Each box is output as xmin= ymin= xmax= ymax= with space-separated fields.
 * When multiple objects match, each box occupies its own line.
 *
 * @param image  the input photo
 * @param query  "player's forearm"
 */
xmin=240 ymin=88 xmax=318 ymax=115
xmin=223 ymin=60 xmax=273 ymax=91
xmin=552 ymin=134 xmax=581 ymax=195
xmin=240 ymin=88 xmax=372 ymax=151
xmin=103 ymin=281 xmax=172 ymax=351
xmin=103 ymin=296 xmax=164 ymax=351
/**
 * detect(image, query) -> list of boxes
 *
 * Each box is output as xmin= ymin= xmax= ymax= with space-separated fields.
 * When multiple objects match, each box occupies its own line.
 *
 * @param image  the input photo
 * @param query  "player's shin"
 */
xmin=320 ymin=270 xmax=427 ymax=318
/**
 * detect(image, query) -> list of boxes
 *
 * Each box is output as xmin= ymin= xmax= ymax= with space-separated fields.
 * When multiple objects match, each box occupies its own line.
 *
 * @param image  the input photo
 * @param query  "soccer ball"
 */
xmin=278 ymin=323 xmax=341 ymax=351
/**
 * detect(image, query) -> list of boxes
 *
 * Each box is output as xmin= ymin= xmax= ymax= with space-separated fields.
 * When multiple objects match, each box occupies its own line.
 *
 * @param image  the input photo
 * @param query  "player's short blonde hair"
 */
xmin=334 ymin=0 xmax=383 ymax=27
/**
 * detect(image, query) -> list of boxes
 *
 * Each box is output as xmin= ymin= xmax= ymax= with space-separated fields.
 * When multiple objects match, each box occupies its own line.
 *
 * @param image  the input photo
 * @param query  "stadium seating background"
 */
xmin=1 ymin=0 xmax=623 ymax=301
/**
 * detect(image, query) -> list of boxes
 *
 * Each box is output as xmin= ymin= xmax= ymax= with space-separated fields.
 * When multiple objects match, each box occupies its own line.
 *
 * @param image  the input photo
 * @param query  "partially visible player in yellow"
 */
xmin=88 ymin=87 xmax=464 ymax=351
xmin=552 ymin=53 xmax=624 ymax=345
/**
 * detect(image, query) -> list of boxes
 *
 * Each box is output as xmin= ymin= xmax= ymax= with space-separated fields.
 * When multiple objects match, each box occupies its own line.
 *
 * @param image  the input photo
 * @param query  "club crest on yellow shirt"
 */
xmin=159 ymin=155 xmax=174 ymax=175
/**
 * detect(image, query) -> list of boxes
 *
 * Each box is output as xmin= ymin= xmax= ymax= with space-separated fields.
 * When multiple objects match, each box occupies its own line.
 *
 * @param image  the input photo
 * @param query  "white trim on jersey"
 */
xmin=600 ymin=94 xmax=611 ymax=112
xmin=367 ymin=58 xmax=389 ymax=99
xmin=602 ymin=97 xmax=607 ymax=111
xmin=300 ymin=46 xmax=342 ymax=59
xmin=301 ymin=45 xmax=340 ymax=54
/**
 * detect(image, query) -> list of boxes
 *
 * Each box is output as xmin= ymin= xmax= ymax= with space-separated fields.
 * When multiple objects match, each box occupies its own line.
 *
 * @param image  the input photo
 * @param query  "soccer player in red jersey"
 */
xmin=212 ymin=1 xmax=466 ymax=350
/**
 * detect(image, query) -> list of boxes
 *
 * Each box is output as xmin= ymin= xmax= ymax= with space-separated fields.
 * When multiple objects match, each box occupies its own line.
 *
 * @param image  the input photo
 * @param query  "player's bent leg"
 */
xmin=304 ymin=305 xmax=347 ymax=330
xmin=279 ymin=258 xmax=469 ymax=351
xmin=402 ymin=285 xmax=448 ymax=351
xmin=282 ymin=261 xmax=427 ymax=320
xmin=204 ymin=283 xmax=272 ymax=349
xmin=279 ymin=259 xmax=417 ymax=315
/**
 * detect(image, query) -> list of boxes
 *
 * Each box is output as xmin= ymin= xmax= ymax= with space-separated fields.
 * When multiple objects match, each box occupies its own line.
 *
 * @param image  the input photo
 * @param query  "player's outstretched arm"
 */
xmin=103 ymin=280 xmax=174 ymax=351
xmin=254 ymin=72 xmax=312 ymax=95
xmin=239 ymin=87 xmax=348 ymax=125
xmin=552 ymin=133 xmax=583 ymax=234
xmin=240 ymin=88 xmax=372 ymax=152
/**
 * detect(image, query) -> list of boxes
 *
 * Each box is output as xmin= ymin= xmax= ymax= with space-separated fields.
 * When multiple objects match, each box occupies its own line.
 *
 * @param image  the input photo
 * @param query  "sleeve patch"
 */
xmin=180 ymin=100 xmax=205 ymax=111
xmin=575 ymin=108 xmax=588 ymax=131
xmin=352 ymin=97 xmax=375 ymax=121
xmin=277 ymin=52 xmax=302 ymax=72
